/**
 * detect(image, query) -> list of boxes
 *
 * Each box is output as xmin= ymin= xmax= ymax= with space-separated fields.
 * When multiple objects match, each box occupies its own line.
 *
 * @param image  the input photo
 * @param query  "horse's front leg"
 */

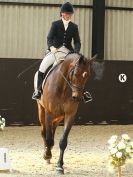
xmin=44 ymin=112 xmax=54 ymax=162
xmin=37 ymin=103 xmax=48 ymax=161
xmin=56 ymin=115 xmax=75 ymax=174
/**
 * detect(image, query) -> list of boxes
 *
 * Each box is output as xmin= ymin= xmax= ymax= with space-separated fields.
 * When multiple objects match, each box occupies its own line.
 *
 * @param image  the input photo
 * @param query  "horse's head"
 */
xmin=68 ymin=54 xmax=96 ymax=102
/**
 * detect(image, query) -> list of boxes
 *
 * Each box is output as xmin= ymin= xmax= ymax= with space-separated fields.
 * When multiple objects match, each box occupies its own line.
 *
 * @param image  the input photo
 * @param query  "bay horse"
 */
xmin=36 ymin=53 xmax=96 ymax=174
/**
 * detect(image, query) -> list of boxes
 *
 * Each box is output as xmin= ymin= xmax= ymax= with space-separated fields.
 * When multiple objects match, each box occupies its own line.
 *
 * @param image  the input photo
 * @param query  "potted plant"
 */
xmin=0 ymin=115 xmax=5 ymax=131
xmin=108 ymin=134 xmax=133 ymax=177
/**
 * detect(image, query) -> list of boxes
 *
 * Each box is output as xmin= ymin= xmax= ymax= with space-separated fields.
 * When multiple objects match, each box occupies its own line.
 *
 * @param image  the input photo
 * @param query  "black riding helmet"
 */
xmin=60 ymin=2 xmax=74 ymax=13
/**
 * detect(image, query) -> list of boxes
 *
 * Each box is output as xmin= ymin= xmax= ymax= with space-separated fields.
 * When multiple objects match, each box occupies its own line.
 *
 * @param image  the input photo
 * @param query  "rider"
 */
xmin=32 ymin=2 xmax=81 ymax=100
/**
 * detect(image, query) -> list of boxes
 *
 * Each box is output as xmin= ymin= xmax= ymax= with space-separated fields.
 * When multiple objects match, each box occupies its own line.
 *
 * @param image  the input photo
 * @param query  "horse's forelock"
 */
xmin=78 ymin=54 xmax=87 ymax=65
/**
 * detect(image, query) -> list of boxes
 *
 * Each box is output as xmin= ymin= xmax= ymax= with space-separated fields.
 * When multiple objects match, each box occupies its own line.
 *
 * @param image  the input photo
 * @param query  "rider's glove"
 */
xmin=50 ymin=46 xmax=57 ymax=54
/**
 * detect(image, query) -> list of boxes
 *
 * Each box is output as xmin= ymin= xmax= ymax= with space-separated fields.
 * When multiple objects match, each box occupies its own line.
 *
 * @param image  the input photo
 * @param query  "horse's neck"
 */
xmin=60 ymin=58 xmax=74 ymax=73
xmin=56 ymin=59 xmax=72 ymax=92
xmin=57 ymin=60 xmax=69 ymax=81
xmin=59 ymin=60 xmax=74 ymax=86
xmin=53 ymin=56 xmax=79 ymax=98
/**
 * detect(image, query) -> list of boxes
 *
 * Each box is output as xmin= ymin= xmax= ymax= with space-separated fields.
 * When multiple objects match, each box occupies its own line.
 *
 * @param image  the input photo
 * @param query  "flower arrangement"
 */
xmin=0 ymin=115 xmax=5 ymax=131
xmin=108 ymin=134 xmax=133 ymax=177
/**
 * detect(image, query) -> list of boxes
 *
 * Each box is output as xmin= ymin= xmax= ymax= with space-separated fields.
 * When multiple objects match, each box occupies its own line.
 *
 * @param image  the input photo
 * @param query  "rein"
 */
xmin=59 ymin=69 xmax=84 ymax=93
xmin=56 ymin=55 xmax=84 ymax=93
xmin=54 ymin=52 xmax=93 ymax=103
xmin=53 ymin=50 xmax=76 ymax=91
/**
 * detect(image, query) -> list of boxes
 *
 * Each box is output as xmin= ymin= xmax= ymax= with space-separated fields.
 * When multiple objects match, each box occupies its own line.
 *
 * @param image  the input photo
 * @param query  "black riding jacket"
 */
xmin=47 ymin=20 xmax=81 ymax=53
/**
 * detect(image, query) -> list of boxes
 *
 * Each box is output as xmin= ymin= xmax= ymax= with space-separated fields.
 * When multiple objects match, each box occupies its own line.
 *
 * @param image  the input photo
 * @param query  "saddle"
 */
xmin=41 ymin=47 xmax=71 ymax=88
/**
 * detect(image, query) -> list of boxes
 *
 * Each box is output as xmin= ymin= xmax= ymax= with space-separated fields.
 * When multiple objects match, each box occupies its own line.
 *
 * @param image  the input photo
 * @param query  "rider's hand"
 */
xmin=50 ymin=46 xmax=57 ymax=54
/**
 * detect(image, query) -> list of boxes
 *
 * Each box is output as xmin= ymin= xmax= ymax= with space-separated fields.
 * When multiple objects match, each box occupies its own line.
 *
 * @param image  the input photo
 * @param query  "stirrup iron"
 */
xmin=83 ymin=91 xmax=93 ymax=103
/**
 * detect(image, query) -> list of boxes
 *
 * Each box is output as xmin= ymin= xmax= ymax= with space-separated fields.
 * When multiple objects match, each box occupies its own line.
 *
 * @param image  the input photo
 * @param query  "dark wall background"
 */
xmin=0 ymin=59 xmax=39 ymax=125
xmin=77 ymin=61 xmax=133 ymax=124
xmin=0 ymin=1 xmax=133 ymax=125
xmin=0 ymin=59 xmax=133 ymax=125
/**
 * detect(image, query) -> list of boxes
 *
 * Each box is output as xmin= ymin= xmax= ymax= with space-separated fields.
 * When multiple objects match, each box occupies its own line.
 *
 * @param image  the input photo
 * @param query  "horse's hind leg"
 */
xmin=37 ymin=103 xmax=52 ymax=163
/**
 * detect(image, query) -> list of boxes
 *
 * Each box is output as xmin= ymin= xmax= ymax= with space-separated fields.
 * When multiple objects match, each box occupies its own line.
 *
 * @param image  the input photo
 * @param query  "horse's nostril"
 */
xmin=72 ymin=96 xmax=77 ymax=100
xmin=72 ymin=96 xmax=79 ymax=102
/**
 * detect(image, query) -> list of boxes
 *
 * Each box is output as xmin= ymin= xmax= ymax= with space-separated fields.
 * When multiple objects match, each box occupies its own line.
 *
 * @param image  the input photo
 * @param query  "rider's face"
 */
xmin=61 ymin=13 xmax=73 ymax=21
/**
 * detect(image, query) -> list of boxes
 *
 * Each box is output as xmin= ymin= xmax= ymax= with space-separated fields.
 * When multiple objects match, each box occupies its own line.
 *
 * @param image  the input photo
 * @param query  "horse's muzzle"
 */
xmin=72 ymin=89 xmax=83 ymax=102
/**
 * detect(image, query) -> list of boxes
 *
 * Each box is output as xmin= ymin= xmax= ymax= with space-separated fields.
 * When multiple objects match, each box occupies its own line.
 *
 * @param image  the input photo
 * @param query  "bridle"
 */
xmin=59 ymin=59 xmax=85 ymax=93
xmin=54 ymin=50 xmax=93 ymax=103
xmin=53 ymin=50 xmax=84 ymax=93
xmin=69 ymin=66 xmax=85 ymax=92
xmin=59 ymin=68 xmax=84 ymax=93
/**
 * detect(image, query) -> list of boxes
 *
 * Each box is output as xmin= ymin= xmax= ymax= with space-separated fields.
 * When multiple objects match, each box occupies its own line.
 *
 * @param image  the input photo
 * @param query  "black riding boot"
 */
xmin=32 ymin=71 xmax=44 ymax=100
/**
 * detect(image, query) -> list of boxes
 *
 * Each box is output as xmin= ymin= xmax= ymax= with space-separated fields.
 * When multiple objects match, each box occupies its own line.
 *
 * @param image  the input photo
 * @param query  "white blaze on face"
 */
xmin=82 ymin=72 xmax=87 ymax=78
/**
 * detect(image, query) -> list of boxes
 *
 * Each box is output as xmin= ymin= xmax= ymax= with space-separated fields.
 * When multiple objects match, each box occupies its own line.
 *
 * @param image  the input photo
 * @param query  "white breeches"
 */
xmin=39 ymin=46 xmax=70 ymax=73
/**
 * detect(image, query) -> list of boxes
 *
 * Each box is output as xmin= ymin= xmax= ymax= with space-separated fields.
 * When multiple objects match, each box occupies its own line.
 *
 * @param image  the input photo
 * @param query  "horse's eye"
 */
xmin=82 ymin=72 xmax=87 ymax=78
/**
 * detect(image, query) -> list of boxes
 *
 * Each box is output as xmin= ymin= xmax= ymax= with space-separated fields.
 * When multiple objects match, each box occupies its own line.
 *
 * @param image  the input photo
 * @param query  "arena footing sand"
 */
xmin=0 ymin=125 xmax=133 ymax=177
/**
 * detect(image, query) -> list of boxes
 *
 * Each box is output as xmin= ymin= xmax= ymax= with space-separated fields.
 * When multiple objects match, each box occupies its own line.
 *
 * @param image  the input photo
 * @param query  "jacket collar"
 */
xmin=60 ymin=19 xmax=72 ymax=32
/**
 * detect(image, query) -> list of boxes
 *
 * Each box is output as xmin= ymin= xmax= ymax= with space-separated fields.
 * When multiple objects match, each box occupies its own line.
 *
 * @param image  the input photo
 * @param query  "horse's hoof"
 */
xmin=43 ymin=154 xmax=52 ymax=160
xmin=45 ymin=159 xmax=51 ymax=164
xmin=56 ymin=167 xmax=64 ymax=174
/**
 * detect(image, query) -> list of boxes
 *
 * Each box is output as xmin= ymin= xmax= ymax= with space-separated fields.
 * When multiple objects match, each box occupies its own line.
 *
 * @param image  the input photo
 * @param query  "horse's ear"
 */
xmin=79 ymin=54 xmax=84 ymax=63
xmin=88 ymin=54 xmax=97 ymax=63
